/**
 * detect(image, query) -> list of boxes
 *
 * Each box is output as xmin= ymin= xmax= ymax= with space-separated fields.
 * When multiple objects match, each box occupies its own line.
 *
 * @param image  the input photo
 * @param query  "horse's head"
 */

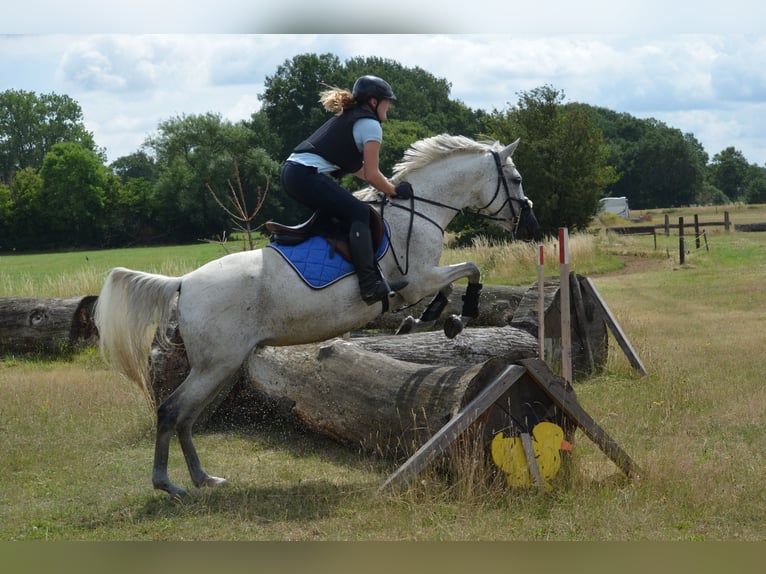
xmin=481 ymin=139 xmax=541 ymax=241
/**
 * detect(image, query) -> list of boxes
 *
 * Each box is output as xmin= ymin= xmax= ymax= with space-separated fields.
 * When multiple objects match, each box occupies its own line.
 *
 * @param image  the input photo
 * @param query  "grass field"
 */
xmin=2 ymin=206 xmax=766 ymax=543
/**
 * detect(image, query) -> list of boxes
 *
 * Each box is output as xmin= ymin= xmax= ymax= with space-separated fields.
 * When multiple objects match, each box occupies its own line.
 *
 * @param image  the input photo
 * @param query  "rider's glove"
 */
xmin=394 ymin=181 xmax=414 ymax=200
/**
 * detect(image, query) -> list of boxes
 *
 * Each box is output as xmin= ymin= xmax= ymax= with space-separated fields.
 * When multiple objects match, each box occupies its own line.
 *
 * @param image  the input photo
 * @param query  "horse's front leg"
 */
xmin=443 ymin=280 xmax=483 ymax=339
xmin=412 ymin=262 xmax=482 ymax=339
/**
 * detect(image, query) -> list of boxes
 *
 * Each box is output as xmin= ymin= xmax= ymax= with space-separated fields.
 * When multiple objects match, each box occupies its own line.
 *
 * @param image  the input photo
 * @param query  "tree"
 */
xmin=708 ymin=147 xmax=750 ymax=203
xmin=0 ymin=90 xmax=95 ymax=185
xmin=38 ymin=142 xmax=109 ymax=248
xmin=110 ymin=150 xmax=159 ymax=184
xmin=146 ymin=113 xmax=281 ymax=243
xmin=259 ymin=53 xmax=346 ymax=163
xmin=482 ymin=86 xmax=616 ymax=236
xmin=259 ymin=53 xmax=485 ymax=168
xmin=587 ymin=108 xmax=707 ymax=208
xmin=627 ymin=123 xmax=705 ymax=209
xmin=746 ymin=164 xmax=766 ymax=204
xmin=1 ymin=167 xmax=44 ymax=250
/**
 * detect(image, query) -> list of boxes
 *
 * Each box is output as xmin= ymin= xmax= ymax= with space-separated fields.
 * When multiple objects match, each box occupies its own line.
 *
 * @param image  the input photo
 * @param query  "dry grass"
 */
xmin=4 ymin=210 xmax=766 ymax=543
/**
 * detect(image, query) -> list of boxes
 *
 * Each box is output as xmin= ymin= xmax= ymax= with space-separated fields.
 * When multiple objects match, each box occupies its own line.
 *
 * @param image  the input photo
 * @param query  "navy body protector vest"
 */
xmin=293 ymin=107 xmax=378 ymax=177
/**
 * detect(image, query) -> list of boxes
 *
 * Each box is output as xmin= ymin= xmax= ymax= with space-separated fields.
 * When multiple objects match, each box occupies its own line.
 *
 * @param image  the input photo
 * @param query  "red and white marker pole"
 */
xmin=559 ymin=228 xmax=572 ymax=383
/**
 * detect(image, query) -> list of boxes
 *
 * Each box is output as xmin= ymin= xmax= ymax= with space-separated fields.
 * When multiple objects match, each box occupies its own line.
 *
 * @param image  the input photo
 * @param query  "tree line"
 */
xmin=2 ymin=53 xmax=765 ymax=253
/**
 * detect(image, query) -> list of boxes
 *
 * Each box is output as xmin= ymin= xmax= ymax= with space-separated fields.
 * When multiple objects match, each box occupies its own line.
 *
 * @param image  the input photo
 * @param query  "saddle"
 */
xmin=265 ymin=206 xmax=385 ymax=263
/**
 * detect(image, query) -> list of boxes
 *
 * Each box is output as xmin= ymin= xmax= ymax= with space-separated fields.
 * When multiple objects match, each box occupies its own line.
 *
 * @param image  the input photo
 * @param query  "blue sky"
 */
xmin=2 ymin=2 xmax=766 ymax=165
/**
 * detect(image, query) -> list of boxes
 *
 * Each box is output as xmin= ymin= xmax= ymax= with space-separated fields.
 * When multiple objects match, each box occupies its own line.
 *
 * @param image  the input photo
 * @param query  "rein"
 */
xmin=371 ymin=150 xmax=528 ymax=276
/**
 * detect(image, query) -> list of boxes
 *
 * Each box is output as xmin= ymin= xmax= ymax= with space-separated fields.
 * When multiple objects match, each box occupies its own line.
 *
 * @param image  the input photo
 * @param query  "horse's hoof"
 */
xmin=395 ymin=316 xmax=415 ymax=335
xmin=200 ymin=475 xmax=228 ymax=488
xmin=443 ymin=315 xmax=464 ymax=339
xmin=168 ymin=488 xmax=188 ymax=503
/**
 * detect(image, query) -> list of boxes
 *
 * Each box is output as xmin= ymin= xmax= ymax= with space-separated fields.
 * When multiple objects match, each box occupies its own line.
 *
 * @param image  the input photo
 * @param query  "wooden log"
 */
xmin=363 ymin=284 xmax=528 ymax=331
xmin=0 ymin=296 xmax=98 ymax=354
xmin=149 ymin=325 xmax=539 ymax=433
xmin=734 ymin=222 xmax=766 ymax=232
xmin=245 ymin=342 xmax=516 ymax=456
xmin=378 ymin=363 xmax=529 ymax=492
xmin=350 ymin=326 xmax=537 ymax=366
xmin=511 ymin=275 xmax=608 ymax=379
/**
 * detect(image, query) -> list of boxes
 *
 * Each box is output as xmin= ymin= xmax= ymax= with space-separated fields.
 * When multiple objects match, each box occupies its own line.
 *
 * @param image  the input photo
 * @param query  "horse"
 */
xmin=94 ymin=134 xmax=540 ymax=500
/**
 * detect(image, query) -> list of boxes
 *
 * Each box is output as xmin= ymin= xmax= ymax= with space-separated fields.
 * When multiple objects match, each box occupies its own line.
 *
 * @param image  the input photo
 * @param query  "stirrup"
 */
xmin=361 ymin=276 xmax=408 ymax=307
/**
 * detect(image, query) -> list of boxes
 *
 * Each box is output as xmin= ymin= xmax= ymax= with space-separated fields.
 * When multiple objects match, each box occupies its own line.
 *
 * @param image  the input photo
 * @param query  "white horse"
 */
xmin=94 ymin=134 xmax=539 ymax=499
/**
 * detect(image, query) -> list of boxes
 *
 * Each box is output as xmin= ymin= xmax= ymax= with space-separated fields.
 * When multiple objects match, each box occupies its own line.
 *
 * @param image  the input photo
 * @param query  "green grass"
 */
xmin=3 ymin=210 xmax=766 ymax=541
xmin=0 ymin=243 xmax=232 ymax=297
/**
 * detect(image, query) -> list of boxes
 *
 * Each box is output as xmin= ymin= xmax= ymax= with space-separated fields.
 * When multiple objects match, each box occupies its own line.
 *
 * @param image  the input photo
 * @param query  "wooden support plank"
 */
xmin=570 ymin=273 xmax=594 ymax=372
xmin=378 ymin=364 xmax=527 ymax=494
xmin=520 ymin=431 xmax=544 ymax=491
xmin=519 ymin=358 xmax=643 ymax=480
xmin=579 ymin=277 xmax=647 ymax=376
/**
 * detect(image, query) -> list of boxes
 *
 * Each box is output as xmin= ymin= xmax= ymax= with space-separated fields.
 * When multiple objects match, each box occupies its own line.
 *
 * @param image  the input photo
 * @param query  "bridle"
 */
xmin=372 ymin=150 xmax=531 ymax=275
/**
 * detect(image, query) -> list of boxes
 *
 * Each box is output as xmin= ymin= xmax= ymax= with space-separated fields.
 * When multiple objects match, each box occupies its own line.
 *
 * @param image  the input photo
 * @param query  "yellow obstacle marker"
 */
xmin=491 ymin=421 xmax=571 ymax=489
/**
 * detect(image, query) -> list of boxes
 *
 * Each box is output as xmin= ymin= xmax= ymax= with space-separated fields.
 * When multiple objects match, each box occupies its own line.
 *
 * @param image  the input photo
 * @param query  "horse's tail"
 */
xmin=94 ymin=266 xmax=183 ymax=405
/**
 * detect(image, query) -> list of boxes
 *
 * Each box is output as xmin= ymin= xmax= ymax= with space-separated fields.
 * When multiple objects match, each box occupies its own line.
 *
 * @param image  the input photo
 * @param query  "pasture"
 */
xmin=2 ymin=206 xmax=766 ymax=542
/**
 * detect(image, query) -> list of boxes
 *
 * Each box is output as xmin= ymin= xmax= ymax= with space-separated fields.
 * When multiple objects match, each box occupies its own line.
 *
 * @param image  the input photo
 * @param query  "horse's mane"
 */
xmin=354 ymin=134 xmax=500 ymax=201
xmin=392 ymin=134 xmax=499 ymax=179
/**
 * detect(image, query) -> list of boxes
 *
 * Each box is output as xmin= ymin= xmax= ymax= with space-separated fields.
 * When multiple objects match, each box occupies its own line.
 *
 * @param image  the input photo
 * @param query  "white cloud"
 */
xmin=3 ymin=33 xmax=766 ymax=165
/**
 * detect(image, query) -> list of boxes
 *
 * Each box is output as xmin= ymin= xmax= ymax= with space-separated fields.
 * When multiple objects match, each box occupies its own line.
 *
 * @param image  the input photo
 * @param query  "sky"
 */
xmin=2 ymin=1 xmax=766 ymax=166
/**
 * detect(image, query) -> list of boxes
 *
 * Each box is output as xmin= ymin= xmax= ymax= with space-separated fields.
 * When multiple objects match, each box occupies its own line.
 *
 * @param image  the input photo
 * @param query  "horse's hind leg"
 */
xmin=152 ymin=364 xmax=239 ymax=500
xmin=395 ymin=286 xmax=452 ymax=335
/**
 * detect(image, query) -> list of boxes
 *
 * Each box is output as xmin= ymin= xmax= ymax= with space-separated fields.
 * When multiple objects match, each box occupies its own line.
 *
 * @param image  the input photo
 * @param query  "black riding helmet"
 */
xmin=352 ymin=75 xmax=396 ymax=103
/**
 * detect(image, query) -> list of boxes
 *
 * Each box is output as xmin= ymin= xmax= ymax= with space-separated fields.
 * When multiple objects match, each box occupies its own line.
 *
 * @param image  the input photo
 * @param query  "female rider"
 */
xmin=280 ymin=75 xmax=412 ymax=305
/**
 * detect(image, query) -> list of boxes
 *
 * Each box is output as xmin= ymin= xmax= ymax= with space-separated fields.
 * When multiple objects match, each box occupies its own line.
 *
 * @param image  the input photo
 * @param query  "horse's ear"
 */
xmin=499 ymin=138 xmax=520 ymax=161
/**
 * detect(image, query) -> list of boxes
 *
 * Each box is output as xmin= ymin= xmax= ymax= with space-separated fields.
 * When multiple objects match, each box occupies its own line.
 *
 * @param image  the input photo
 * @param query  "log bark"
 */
xmin=149 ymin=325 xmax=538 ymax=433
xmin=350 ymin=326 xmax=537 ymax=366
xmin=0 ymin=296 xmax=98 ymax=354
xmin=363 ymin=284 xmax=528 ymax=331
xmin=245 ymin=342 xmax=518 ymax=455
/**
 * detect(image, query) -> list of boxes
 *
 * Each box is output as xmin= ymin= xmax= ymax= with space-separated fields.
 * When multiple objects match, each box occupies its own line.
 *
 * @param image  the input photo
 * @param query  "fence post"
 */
xmin=679 ymin=216 xmax=685 ymax=265
xmin=724 ymin=211 xmax=730 ymax=232
xmin=664 ymin=214 xmax=670 ymax=236
xmin=694 ymin=214 xmax=700 ymax=249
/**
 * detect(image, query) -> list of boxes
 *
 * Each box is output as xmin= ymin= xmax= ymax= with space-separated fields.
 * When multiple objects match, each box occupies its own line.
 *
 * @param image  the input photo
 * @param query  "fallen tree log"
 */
xmin=149 ymin=325 xmax=539 ymax=430
xmin=362 ymin=284 xmax=527 ymax=331
xmin=350 ymin=326 xmax=537 ymax=366
xmin=245 ymin=343 xmax=522 ymax=455
xmin=0 ymin=296 xmax=98 ymax=354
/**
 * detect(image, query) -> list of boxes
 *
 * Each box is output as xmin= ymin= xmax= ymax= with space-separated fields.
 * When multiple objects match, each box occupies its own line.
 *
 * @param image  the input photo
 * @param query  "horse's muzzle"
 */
xmin=515 ymin=203 xmax=542 ymax=241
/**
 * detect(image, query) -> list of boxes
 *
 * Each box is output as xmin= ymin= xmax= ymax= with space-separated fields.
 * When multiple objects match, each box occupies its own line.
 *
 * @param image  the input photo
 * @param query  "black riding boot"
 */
xmin=348 ymin=221 xmax=408 ymax=305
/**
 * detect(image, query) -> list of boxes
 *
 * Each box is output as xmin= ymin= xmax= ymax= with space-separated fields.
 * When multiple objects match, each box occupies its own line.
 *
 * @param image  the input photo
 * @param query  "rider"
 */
xmin=280 ymin=75 xmax=413 ymax=305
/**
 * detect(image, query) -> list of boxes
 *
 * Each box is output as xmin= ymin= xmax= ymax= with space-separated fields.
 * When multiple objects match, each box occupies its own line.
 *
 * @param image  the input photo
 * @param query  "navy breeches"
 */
xmin=281 ymin=161 xmax=370 ymax=229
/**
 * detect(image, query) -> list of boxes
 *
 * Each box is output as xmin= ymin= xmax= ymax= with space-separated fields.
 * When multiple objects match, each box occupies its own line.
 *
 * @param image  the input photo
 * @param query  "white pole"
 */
xmin=559 ymin=228 xmax=572 ymax=383
xmin=537 ymin=244 xmax=545 ymax=361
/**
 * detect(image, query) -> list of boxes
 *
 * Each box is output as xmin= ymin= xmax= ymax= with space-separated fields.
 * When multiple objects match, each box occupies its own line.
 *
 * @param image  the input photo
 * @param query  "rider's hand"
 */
xmin=394 ymin=181 xmax=413 ymax=200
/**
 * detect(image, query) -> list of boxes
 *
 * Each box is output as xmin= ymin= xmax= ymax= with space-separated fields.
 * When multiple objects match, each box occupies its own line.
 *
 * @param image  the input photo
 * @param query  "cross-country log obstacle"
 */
xmin=0 ymin=296 xmax=98 ymax=354
xmin=147 ymin=277 xmax=636 ymax=461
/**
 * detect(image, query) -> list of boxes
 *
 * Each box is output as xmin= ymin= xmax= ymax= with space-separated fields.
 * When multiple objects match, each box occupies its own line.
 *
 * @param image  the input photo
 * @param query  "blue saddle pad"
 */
xmin=267 ymin=231 xmax=390 ymax=290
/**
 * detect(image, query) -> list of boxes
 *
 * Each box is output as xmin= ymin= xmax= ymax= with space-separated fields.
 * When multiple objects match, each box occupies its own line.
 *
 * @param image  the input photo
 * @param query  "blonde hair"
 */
xmin=319 ymin=86 xmax=357 ymax=115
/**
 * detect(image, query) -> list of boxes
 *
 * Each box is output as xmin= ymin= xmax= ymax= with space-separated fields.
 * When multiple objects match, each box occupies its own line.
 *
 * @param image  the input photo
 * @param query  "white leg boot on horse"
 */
xmin=349 ymin=221 xmax=408 ymax=305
